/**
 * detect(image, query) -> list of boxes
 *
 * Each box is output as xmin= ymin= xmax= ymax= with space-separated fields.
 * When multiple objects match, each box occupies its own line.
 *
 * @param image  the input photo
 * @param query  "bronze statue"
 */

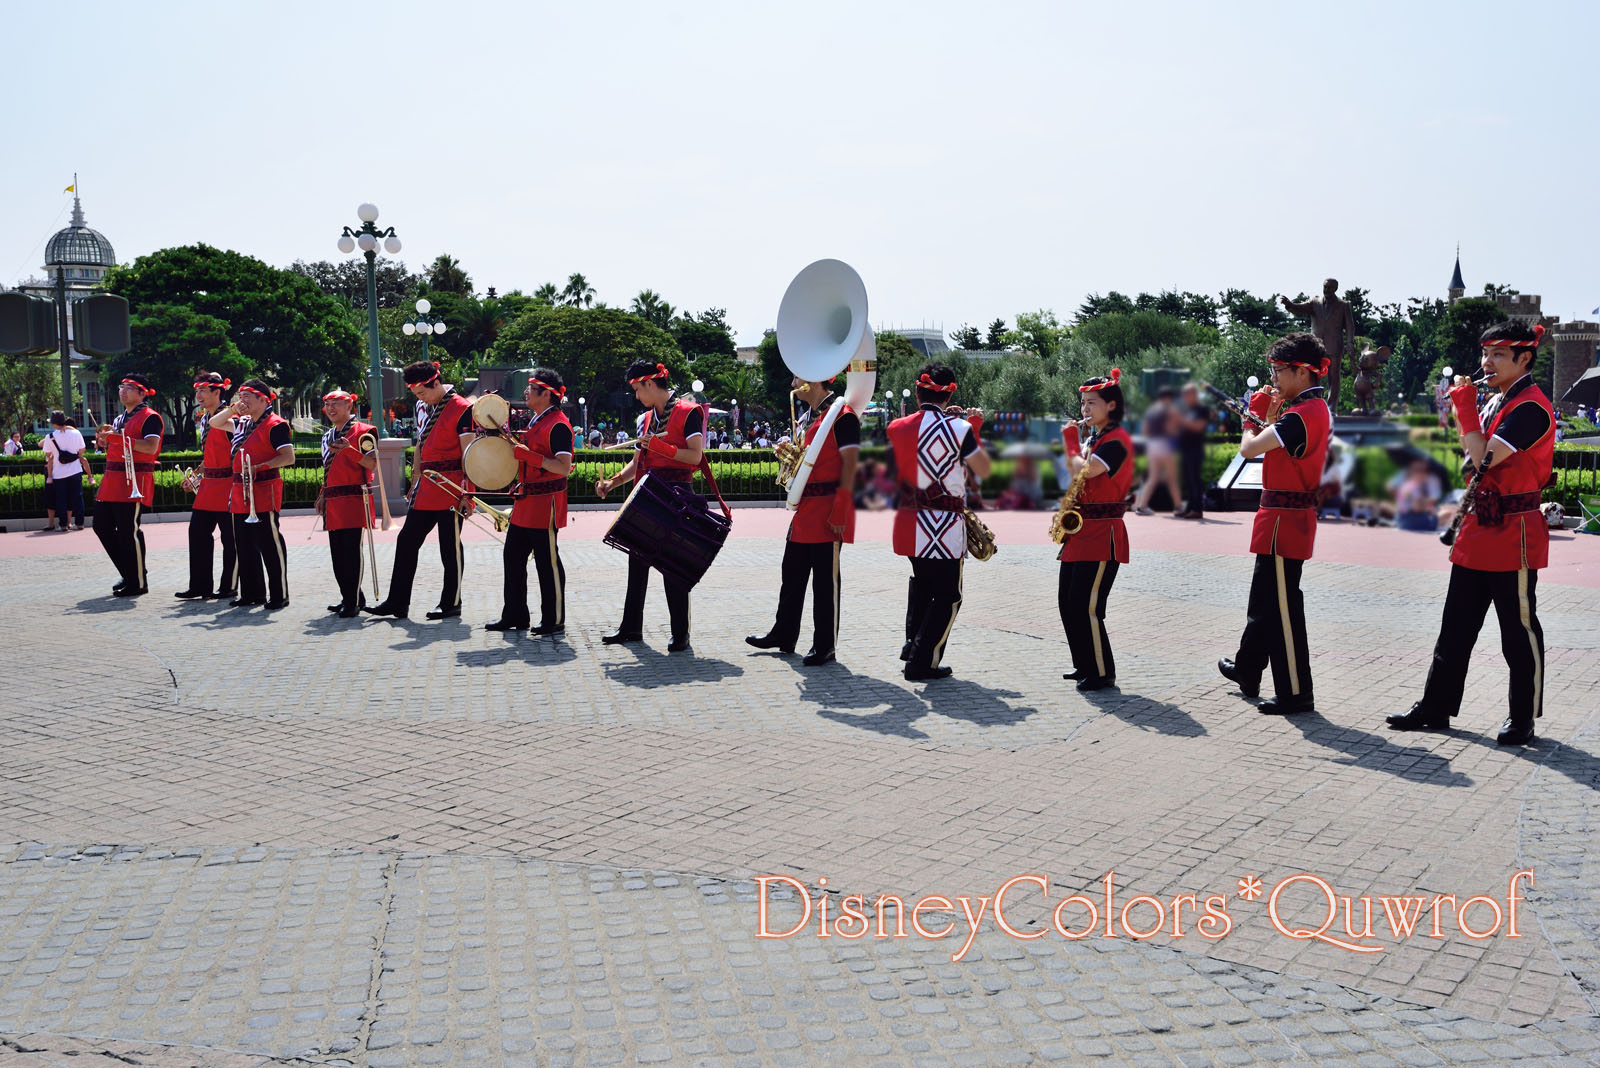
xmin=1281 ymin=279 xmax=1358 ymax=409
xmin=1349 ymin=345 xmax=1391 ymax=415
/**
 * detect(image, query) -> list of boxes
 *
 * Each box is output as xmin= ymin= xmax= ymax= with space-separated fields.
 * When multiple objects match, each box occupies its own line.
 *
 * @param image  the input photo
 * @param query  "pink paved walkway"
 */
xmin=5 ymin=506 xmax=1598 ymax=587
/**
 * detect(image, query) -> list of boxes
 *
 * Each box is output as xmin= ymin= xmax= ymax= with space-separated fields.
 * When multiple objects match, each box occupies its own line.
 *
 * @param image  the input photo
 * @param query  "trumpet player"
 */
xmin=889 ymin=363 xmax=991 ymax=681
xmin=94 ymin=374 xmax=165 ymax=596
xmin=365 ymin=361 xmax=475 ymax=622
xmin=174 ymin=372 xmax=238 ymax=600
xmin=1057 ymin=370 xmax=1132 ymax=692
xmin=213 ymin=379 xmax=294 ymax=609
xmin=1216 ymin=334 xmax=1332 ymax=715
xmin=319 ymin=388 xmax=379 ymax=618
xmin=746 ymin=374 xmax=860 ymax=666
xmin=1388 ymin=321 xmax=1553 ymax=746
xmin=487 ymin=369 xmax=574 ymax=635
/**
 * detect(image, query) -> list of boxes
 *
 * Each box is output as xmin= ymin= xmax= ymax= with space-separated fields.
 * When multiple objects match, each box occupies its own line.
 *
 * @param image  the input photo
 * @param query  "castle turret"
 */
xmin=1552 ymin=321 xmax=1600 ymax=416
xmin=1448 ymin=249 xmax=1465 ymax=303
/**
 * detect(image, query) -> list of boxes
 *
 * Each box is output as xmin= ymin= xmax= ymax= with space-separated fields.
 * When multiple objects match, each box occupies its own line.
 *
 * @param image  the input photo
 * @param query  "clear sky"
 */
xmin=5 ymin=0 xmax=1596 ymax=345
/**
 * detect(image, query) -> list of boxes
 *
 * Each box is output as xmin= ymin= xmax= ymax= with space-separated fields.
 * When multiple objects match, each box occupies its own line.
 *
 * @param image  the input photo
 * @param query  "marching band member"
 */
xmin=746 ymin=374 xmax=860 ymax=665
xmin=94 ymin=373 xmax=165 ymax=596
xmin=889 ymin=362 xmax=992 ymax=681
xmin=595 ymin=361 xmax=707 ymax=652
xmin=318 ymin=388 xmax=378 ymax=618
xmin=1058 ymin=370 xmax=1132 ymax=691
xmin=1217 ymin=333 xmax=1332 ymax=714
xmin=174 ymin=372 xmax=238 ymax=600
xmin=365 ymin=361 xmax=475 ymax=622
xmin=214 ymin=378 xmax=294 ymax=609
xmin=1388 ymin=320 xmax=1554 ymax=746
xmin=487 ymin=369 xmax=574 ymax=635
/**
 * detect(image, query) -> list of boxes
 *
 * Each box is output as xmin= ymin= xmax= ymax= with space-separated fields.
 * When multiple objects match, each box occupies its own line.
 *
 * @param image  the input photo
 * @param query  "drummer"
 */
xmin=486 ymin=368 xmax=574 ymax=635
xmin=595 ymin=361 xmax=707 ymax=652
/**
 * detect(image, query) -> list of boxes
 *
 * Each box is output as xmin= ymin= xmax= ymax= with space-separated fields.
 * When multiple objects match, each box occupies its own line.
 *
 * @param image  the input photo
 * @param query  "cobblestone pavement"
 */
xmin=3 ymin=520 xmax=1599 ymax=1066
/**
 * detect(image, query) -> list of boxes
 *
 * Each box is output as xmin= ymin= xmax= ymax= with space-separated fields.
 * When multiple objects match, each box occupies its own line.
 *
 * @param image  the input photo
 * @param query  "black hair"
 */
xmin=403 ymin=361 xmax=442 ymax=385
xmin=1479 ymin=320 xmax=1541 ymax=368
xmin=625 ymin=360 xmax=669 ymax=385
xmin=50 ymin=410 xmax=67 ymax=426
xmin=913 ymin=362 xmax=958 ymax=406
xmin=1081 ymin=377 xmax=1124 ymax=423
xmin=239 ymin=377 xmax=275 ymax=403
xmin=1265 ymin=332 xmax=1330 ymax=377
xmin=528 ymin=367 xmax=565 ymax=403
xmin=193 ymin=371 xmax=230 ymax=392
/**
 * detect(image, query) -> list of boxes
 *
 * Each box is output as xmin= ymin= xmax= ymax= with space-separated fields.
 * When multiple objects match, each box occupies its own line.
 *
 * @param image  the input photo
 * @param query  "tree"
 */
xmin=532 ymin=282 xmax=559 ymax=305
xmin=486 ymin=306 xmax=683 ymax=422
xmin=948 ymin=324 xmax=982 ymax=350
xmin=1431 ymin=298 xmax=1505 ymax=382
xmin=630 ymin=289 xmax=675 ymax=328
xmin=670 ymin=309 xmax=736 ymax=365
xmin=1073 ymin=310 xmax=1216 ymax=360
xmin=290 ymin=258 xmax=417 ymax=309
xmin=1076 ymin=292 xmax=1135 ymax=322
xmin=1003 ymin=310 xmax=1069 ymax=358
xmin=978 ymin=353 xmax=1070 ymax=415
xmin=0 ymin=353 xmax=60 ymax=440
xmin=447 ymin=296 xmax=507 ymax=363
xmin=984 ymin=318 xmax=1008 ymax=350
xmin=1219 ymin=288 xmax=1292 ymax=333
xmin=561 ymin=273 xmax=596 ymax=308
xmin=756 ymin=332 xmax=791 ymax=413
xmin=103 ymin=304 xmax=252 ymax=443
xmin=426 ymin=254 xmax=472 ymax=294
xmin=102 ymin=245 xmax=364 ymax=413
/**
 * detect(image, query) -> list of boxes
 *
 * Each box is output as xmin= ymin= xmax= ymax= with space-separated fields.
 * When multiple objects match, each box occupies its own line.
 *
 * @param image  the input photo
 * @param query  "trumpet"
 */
xmin=422 ymin=470 xmax=511 ymax=542
xmin=180 ymin=466 xmax=203 ymax=494
xmin=123 ymin=432 xmax=143 ymax=499
xmin=243 ymin=454 xmax=259 ymax=524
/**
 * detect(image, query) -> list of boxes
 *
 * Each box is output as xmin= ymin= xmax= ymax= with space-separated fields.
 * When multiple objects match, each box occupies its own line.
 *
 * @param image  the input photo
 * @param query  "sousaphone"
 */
xmin=775 ymin=259 xmax=877 ymax=509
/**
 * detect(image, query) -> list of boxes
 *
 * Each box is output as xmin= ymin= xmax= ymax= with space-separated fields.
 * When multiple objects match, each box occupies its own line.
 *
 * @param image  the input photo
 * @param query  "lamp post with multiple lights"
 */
xmin=336 ymin=203 xmax=401 ymax=424
xmin=401 ymin=298 xmax=448 ymax=363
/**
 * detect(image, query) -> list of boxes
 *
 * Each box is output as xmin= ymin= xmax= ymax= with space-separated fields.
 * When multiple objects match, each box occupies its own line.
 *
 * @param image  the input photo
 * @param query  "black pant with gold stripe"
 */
xmin=233 ymin=511 xmax=287 ymax=603
xmin=502 ymin=524 xmax=566 ymax=629
xmin=386 ymin=507 xmax=464 ymax=615
xmin=94 ymin=501 xmax=147 ymax=589
xmin=1420 ymin=564 xmax=1544 ymax=728
xmin=1234 ymin=554 xmax=1312 ymax=700
xmin=905 ymin=557 xmax=963 ymax=671
xmin=1060 ymin=560 xmax=1119 ymax=680
xmin=188 ymin=507 xmax=237 ymax=596
xmin=328 ymin=528 xmax=364 ymax=609
xmin=768 ymin=540 xmax=842 ymax=654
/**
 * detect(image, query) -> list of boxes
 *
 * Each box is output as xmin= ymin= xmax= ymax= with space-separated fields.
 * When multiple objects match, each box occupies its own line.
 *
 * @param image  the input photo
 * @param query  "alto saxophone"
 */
xmin=963 ymin=507 xmax=997 ymax=561
xmin=1048 ymin=435 xmax=1096 ymax=545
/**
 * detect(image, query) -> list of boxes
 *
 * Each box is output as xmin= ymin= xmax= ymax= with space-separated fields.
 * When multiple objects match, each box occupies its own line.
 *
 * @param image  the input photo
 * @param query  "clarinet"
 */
xmin=1440 ymin=448 xmax=1492 ymax=547
xmin=1201 ymin=382 xmax=1270 ymax=430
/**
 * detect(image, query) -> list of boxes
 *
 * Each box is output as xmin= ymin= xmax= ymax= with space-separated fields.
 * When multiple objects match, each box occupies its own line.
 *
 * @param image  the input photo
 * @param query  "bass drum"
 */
xmin=472 ymin=393 xmax=510 ymax=431
xmin=603 ymin=472 xmax=730 ymax=589
xmin=463 ymin=436 xmax=518 ymax=491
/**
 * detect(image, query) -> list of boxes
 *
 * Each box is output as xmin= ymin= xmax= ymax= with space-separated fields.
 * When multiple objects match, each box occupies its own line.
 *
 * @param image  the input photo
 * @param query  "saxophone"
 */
xmin=964 ymin=508 xmax=997 ymax=561
xmin=1048 ymin=430 xmax=1096 ymax=544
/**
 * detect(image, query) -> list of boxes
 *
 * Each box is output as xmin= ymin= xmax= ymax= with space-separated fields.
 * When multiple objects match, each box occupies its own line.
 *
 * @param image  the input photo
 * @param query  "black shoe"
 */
xmin=229 ymin=598 xmax=265 ymax=608
xmin=112 ymin=581 xmax=129 ymax=594
xmin=485 ymin=619 xmax=529 ymax=631
xmin=1217 ymin=658 xmax=1260 ymax=698
xmin=338 ymin=603 xmax=363 ymax=618
xmin=802 ymin=648 xmax=836 ymax=667
xmin=532 ymin=624 xmax=565 ymax=637
xmin=899 ymin=642 xmax=914 ymax=662
xmin=1496 ymin=720 xmax=1536 ymax=746
xmin=602 ymin=630 xmax=643 ymax=645
xmin=425 ymin=607 xmax=461 ymax=620
xmin=173 ymin=589 xmax=210 ymax=600
xmin=327 ymin=602 xmax=344 ymax=613
xmin=668 ymin=637 xmax=691 ymax=653
xmin=1386 ymin=702 xmax=1451 ymax=731
xmin=1063 ymin=668 xmax=1088 ymax=681
xmin=264 ymin=598 xmax=290 ymax=611
xmin=904 ymin=665 xmax=953 ymax=681
xmin=1259 ymin=695 xmax=1315 ymax=715
xmin=745 ymin=634 xmax=795 ymax=654
xmin=1076 ymin=675 xmax=1116 ymax=692
xmin=113 ymin=585 xmax=148 ymax=597
xmin=210 ymin=588 xmax=237 ymax=600
xmin=362 ymin=601 xmax=408 ymax=619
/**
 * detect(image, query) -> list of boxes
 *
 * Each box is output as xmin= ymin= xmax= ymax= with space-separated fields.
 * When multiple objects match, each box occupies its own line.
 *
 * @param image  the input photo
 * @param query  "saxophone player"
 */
xmin=1057 ymin=370 xmax=1133 ymax=691
xmin=746 ymin=373 xmax=860 ymax=666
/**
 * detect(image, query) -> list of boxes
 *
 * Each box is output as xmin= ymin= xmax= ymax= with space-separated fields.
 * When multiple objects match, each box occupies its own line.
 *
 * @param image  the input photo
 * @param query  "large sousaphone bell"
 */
xmin=775 ymin=259 xmax=877 ymax=510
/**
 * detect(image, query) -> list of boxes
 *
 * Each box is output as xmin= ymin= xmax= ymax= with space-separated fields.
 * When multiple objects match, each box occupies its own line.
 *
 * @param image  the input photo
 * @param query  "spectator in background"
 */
xmin=3 ymin=431 xmax=23 ymax=456
xmin=45 ymin=411 xmax=88 ymax=531
xmin=1175 ymin=383 xmax=1211 ymax=519
xmin=1132 ymin=388 xmax=1181 ymax=516
xmin=589 ymin=426 xmax=603 ymax=447
xmin=1390 ymin=458 xmax=1442 ymax=533
xmin=1435 ymin=375 xmax=1451 ymax=430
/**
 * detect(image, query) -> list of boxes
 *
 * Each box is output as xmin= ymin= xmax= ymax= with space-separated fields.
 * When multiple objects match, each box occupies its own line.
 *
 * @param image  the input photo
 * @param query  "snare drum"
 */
xmin=603 ymin=472 xmax=731 ymax=589
xmin=463 ymin=436 xmax=518 ymax=491
xmin=472 ymin=393 xmax=511 ymax=431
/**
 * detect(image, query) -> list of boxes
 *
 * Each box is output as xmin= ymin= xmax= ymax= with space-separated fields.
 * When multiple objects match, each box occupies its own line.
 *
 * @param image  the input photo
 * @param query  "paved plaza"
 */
xmin=2 ymin=510 xmax=1598 ymax=1067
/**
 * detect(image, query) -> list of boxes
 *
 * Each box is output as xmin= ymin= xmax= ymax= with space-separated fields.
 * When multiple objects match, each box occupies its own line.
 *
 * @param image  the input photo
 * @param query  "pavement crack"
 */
xmin=351 ymin=851 xmax=402 ymax=1058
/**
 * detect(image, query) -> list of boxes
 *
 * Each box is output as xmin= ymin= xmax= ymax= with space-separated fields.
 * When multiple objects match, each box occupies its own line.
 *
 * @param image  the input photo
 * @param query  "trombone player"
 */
xmin=174 ymin=372 xmax=238 ymax=600
xmin=318 ymin=388 xmax=379 ymax=618
xmin=94 ymin=373 xmax=165 ymax=597
xmin=486 ymin=369 xmax=575 ymax=635
xmin=212 ymin=378 xmax=295 ymax=609
xmin=746 ymin=374 xmax=860 ymax=666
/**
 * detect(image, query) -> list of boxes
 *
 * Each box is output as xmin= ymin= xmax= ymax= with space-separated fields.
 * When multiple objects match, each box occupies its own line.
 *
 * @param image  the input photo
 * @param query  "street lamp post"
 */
xmin=901 ymin=387 xmax=911 ymax=418
xmin=337 ymin=202 xmax=401 ymax=425
xmin=401 ymin=297 xmax=448 ymax=364
xmin=578 ymin=397 xmax=587 ymax=443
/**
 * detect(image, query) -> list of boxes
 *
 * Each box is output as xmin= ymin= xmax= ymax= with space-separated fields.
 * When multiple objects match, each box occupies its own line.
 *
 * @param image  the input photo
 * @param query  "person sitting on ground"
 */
xmin=1390 ymin=459 xmax=1442 ymax=532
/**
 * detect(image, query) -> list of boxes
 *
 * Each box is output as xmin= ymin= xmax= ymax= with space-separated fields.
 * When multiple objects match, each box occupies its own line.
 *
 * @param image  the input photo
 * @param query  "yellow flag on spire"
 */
xmin=64 ymin=184 xmax=75 ymax=193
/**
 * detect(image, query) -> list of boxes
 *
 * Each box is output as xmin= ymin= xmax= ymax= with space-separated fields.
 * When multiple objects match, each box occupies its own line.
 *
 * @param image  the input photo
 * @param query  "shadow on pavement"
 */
xmin=1280 ymin=710 xmax=1475 ymax=787
xmin=602 ymin=646 xmax=745 ymax=686
xmin=457 ymin=641 xmax=578 ymax=668
xmin=1082 ymin=689 xmax=1208 ymax=737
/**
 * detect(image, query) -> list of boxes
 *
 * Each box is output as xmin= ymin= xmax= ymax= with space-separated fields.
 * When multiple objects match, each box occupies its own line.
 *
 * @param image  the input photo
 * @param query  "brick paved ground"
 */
xmin=2 ymin=511 xmax=1598 ymax=1066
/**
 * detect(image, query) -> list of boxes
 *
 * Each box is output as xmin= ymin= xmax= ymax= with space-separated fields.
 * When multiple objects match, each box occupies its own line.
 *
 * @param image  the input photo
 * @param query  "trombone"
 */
xmin=422 ymin=469 xmax=512 ymax=543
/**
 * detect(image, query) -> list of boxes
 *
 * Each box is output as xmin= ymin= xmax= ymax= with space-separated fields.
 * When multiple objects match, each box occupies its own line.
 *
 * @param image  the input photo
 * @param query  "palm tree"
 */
xmin=630 ymin=289 xmax=675 ymax=327
xmin=533 ymin=282 xmax=559 ymax=306
xmin=448 ymin=297 xmax=505 ymax=360
xmin=427 ymin=254 xmax=472 ymax=294
xmin=561 ymin=273 xmax=596 ymax=308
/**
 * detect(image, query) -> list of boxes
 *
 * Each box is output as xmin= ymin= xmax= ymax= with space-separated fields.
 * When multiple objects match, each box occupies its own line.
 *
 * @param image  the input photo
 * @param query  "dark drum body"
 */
xmin=604 ymin=472 xmax=731 ymax=589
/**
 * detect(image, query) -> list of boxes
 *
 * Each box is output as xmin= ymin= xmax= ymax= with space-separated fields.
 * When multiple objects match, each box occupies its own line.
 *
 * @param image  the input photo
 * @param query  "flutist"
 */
xmin=1388 ymin=321 xmax=1553 ymax=746
xmin=174 ymin=372 xmax=238 ymax=600
xmin=1056 ymin=370 xmax=1132 ymax=692
xmin=94 ymin=374 xmax=165 ymax=597
xmin=318 ymin=388 xmax=378 ymax=618
xmin=1217 ymin=334 xmax=1332 ymax=715
xmin=215 ymin=379 xmax=294 ymax=609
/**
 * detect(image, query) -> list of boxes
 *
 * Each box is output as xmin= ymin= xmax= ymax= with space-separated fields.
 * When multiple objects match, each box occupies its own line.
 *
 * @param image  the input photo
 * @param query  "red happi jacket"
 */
xmin=322 ymin=420 xmax=376 ymax=531
xmin=193 ymin=420 xmax=235 ymax=512
xmin=1059 ymin=424 xmax=1133 ymax=564
xmin=411 ymin=392 xmax=475 ymax=511
xmin=510 ymin=406 xmax=573 ymax=531
xmin=96 ymin=404 xmax=163 ymax=503
xmin=636 ymin=399 xmax=702 ymax=481
xmin=789 ymin=403 xmax=856 ymax=545
xmin=230 ymin=412 xmax=289 ymax=515
xmin=1249 ymin=390 xmax=1331 ymax=561
xmin=1452 ymin=379 xmax=1555 ymax=572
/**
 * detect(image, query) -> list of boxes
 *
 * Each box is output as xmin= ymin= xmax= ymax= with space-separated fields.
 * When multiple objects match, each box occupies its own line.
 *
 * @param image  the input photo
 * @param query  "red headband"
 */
xmin=1079 ymin=368 xmax=1122 ymax=394
xmin=322 ymin=388 xmax=359 ymax=404
xmin=1483 ymin=324 xmax=1545 ymax=349
xmin=411 ymin=361 xmax=442 ymax=386
xmin=120 ymin=378 xmax=156 ymax=397
xmin=1268 ymin=354 xmax=1333 ymax=377
xmin=531 ymin=378 xmax=567 ymax=398
xmin=917 ymin=373 xmax=958 ymax=393
xmin=193 ymin=377 xmax=231 ymax=391
xmin=628 ymin=363 xmax=670 ymax=386
xmin=238 ymin=384 xmax=277 ymax=402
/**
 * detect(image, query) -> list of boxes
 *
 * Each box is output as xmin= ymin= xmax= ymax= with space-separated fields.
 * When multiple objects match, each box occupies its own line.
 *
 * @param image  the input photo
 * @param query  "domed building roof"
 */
xmin=45 ymin=195 xmax=115 ymax=268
